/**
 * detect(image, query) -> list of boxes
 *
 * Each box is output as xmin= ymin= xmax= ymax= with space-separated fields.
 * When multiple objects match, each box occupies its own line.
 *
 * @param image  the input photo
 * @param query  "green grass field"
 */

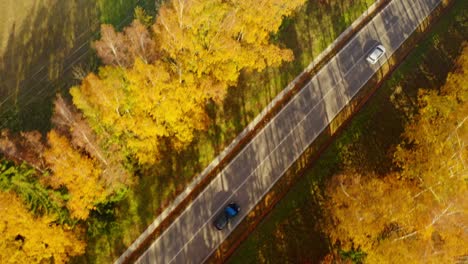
xmin=227 ymin=1 xmax=467 ymax=262
xmin=0 ymin=0 xmax=100 ymax=132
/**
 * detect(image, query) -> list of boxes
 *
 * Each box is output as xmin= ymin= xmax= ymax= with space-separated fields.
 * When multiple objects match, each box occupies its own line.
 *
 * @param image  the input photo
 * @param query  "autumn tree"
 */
xmin=0 ymin=130 xmax=46 ymax=172
xmin=323 ymin=169 xmax=467 ymax=263
xmin=93 ymin=24 xmax=130 ymax=67
xmin=394 ymin=44 xmax=468 ymax=182
xmin=153 ymin=0 xmax=305 ymax=102
xmin=322 ymin=172 xmax=415 ymax=261
xmin=389 ymin=44 xmax=468 ymax=262
xmin=51 ymin=94 xmax=130 ymax=188
xmin=52 ymin=95 xmax=106 ymax=163
xmin=43 ymin=130 xmax=109 ymax=220
xmin=124 ymin=20 xmax=158 ymax=64
xmin=71 ymin=60 xmax=208 ymax=165
xmin=0 ymin=191 xmax=85 ymax=263
xmin=322 ymin=45 xmax=468 ymax=263
xmin=93 ymin=20 xmax=157 ymax=67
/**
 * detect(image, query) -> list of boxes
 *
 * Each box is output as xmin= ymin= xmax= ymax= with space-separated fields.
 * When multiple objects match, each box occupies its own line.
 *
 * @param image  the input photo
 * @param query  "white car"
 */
xmin=366 ymin=44 xmax=386 ymax=64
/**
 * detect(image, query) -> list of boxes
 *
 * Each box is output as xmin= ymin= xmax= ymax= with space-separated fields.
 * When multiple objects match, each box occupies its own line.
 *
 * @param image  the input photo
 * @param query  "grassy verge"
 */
xmin=227 ymin=1 xmax=467 ymax=262
xmin=95 ymin=0 xmax=378 ymax=263
xmin=0 ymin=0 xmax=154 ymax=133
xmin=97 ymin=0 xmax=159 ymax=29
xmin=0 ymin=0 xmax=100 ymax=132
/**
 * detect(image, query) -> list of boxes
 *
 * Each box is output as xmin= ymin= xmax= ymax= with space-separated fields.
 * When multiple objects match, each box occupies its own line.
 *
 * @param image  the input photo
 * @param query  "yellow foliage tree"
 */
xmin=70 ymin=67 xmax=127 ymax=132
xmin=73 ymin=0 xmax=306 ymax=165
xmin=124 ymin=59 xmax=208 ymax=163
xmin=323 ymin=172 xmax=415 ymax=254
xmin=389 ymin=44 xmax=468 ymax=262
xmin=154 ymin=0 xmax=305 ymax=102
xmin=0 ymin=191 xmax=85 ymax=263
xmin=43 ymin=130 xmax=108 ymax=220
xmin=71 ymin=60 xmax=208 ymax=165
xmin=323 ymin=45 xmax=468 ymax=262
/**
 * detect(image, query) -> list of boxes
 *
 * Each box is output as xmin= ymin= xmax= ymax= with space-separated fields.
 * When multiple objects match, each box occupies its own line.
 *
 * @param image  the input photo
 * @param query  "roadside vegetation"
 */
xmin=1 ymin=0 xmax=308 ymax=262
xmin=228 ymin=1 xmax=467 ymax=262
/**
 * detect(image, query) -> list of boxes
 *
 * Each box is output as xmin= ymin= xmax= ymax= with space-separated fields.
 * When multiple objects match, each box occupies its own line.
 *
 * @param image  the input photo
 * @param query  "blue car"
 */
xmin=213 ymin=203 xmax=241 ymax=230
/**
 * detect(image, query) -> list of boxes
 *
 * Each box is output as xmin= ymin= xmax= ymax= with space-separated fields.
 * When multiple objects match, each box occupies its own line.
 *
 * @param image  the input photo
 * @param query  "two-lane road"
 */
xmin=134 ymin=0 xmax=442 ymax=262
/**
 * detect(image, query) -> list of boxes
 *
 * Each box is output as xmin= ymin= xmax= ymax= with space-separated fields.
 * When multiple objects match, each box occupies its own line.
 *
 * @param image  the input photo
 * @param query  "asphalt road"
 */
xmin=135 ymin=0 xmax=442 ymax=263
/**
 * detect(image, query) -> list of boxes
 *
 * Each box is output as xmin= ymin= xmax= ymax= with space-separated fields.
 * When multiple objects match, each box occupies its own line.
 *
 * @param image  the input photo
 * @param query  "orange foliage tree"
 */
xmin=93 ymin=20 xmax=157 ymax=67
xmin=0 ymin=130 xmax=46 ymax=173
xmin=0 ymin=191 xmax=85 ymax=263
xmin=51 ymin=94 xmax=130 ymax=189
xmin=322 ymin=45 xmax=468 ymax=262
xmin=43 ymin=130 xmax=109 ymax=220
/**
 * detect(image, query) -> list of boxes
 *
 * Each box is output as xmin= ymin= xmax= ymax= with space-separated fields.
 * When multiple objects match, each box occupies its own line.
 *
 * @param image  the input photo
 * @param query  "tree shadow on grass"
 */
xmin=0 ymin=0 xmax=100 ymax=133
xmin=91 ymin=142 xmax=206 ymax=262
xmin=0 ymin=0 xmax=157 ymax=134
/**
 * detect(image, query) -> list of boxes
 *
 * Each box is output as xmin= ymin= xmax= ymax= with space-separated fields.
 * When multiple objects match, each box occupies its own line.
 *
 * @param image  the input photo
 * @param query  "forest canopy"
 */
xmin=322 ymin=44 xmax=468 ymax=263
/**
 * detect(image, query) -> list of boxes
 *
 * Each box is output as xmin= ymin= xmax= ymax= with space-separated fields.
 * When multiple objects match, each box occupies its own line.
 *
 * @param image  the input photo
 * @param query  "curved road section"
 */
xmin=136 ymin=0 xmax=441 ymax=263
